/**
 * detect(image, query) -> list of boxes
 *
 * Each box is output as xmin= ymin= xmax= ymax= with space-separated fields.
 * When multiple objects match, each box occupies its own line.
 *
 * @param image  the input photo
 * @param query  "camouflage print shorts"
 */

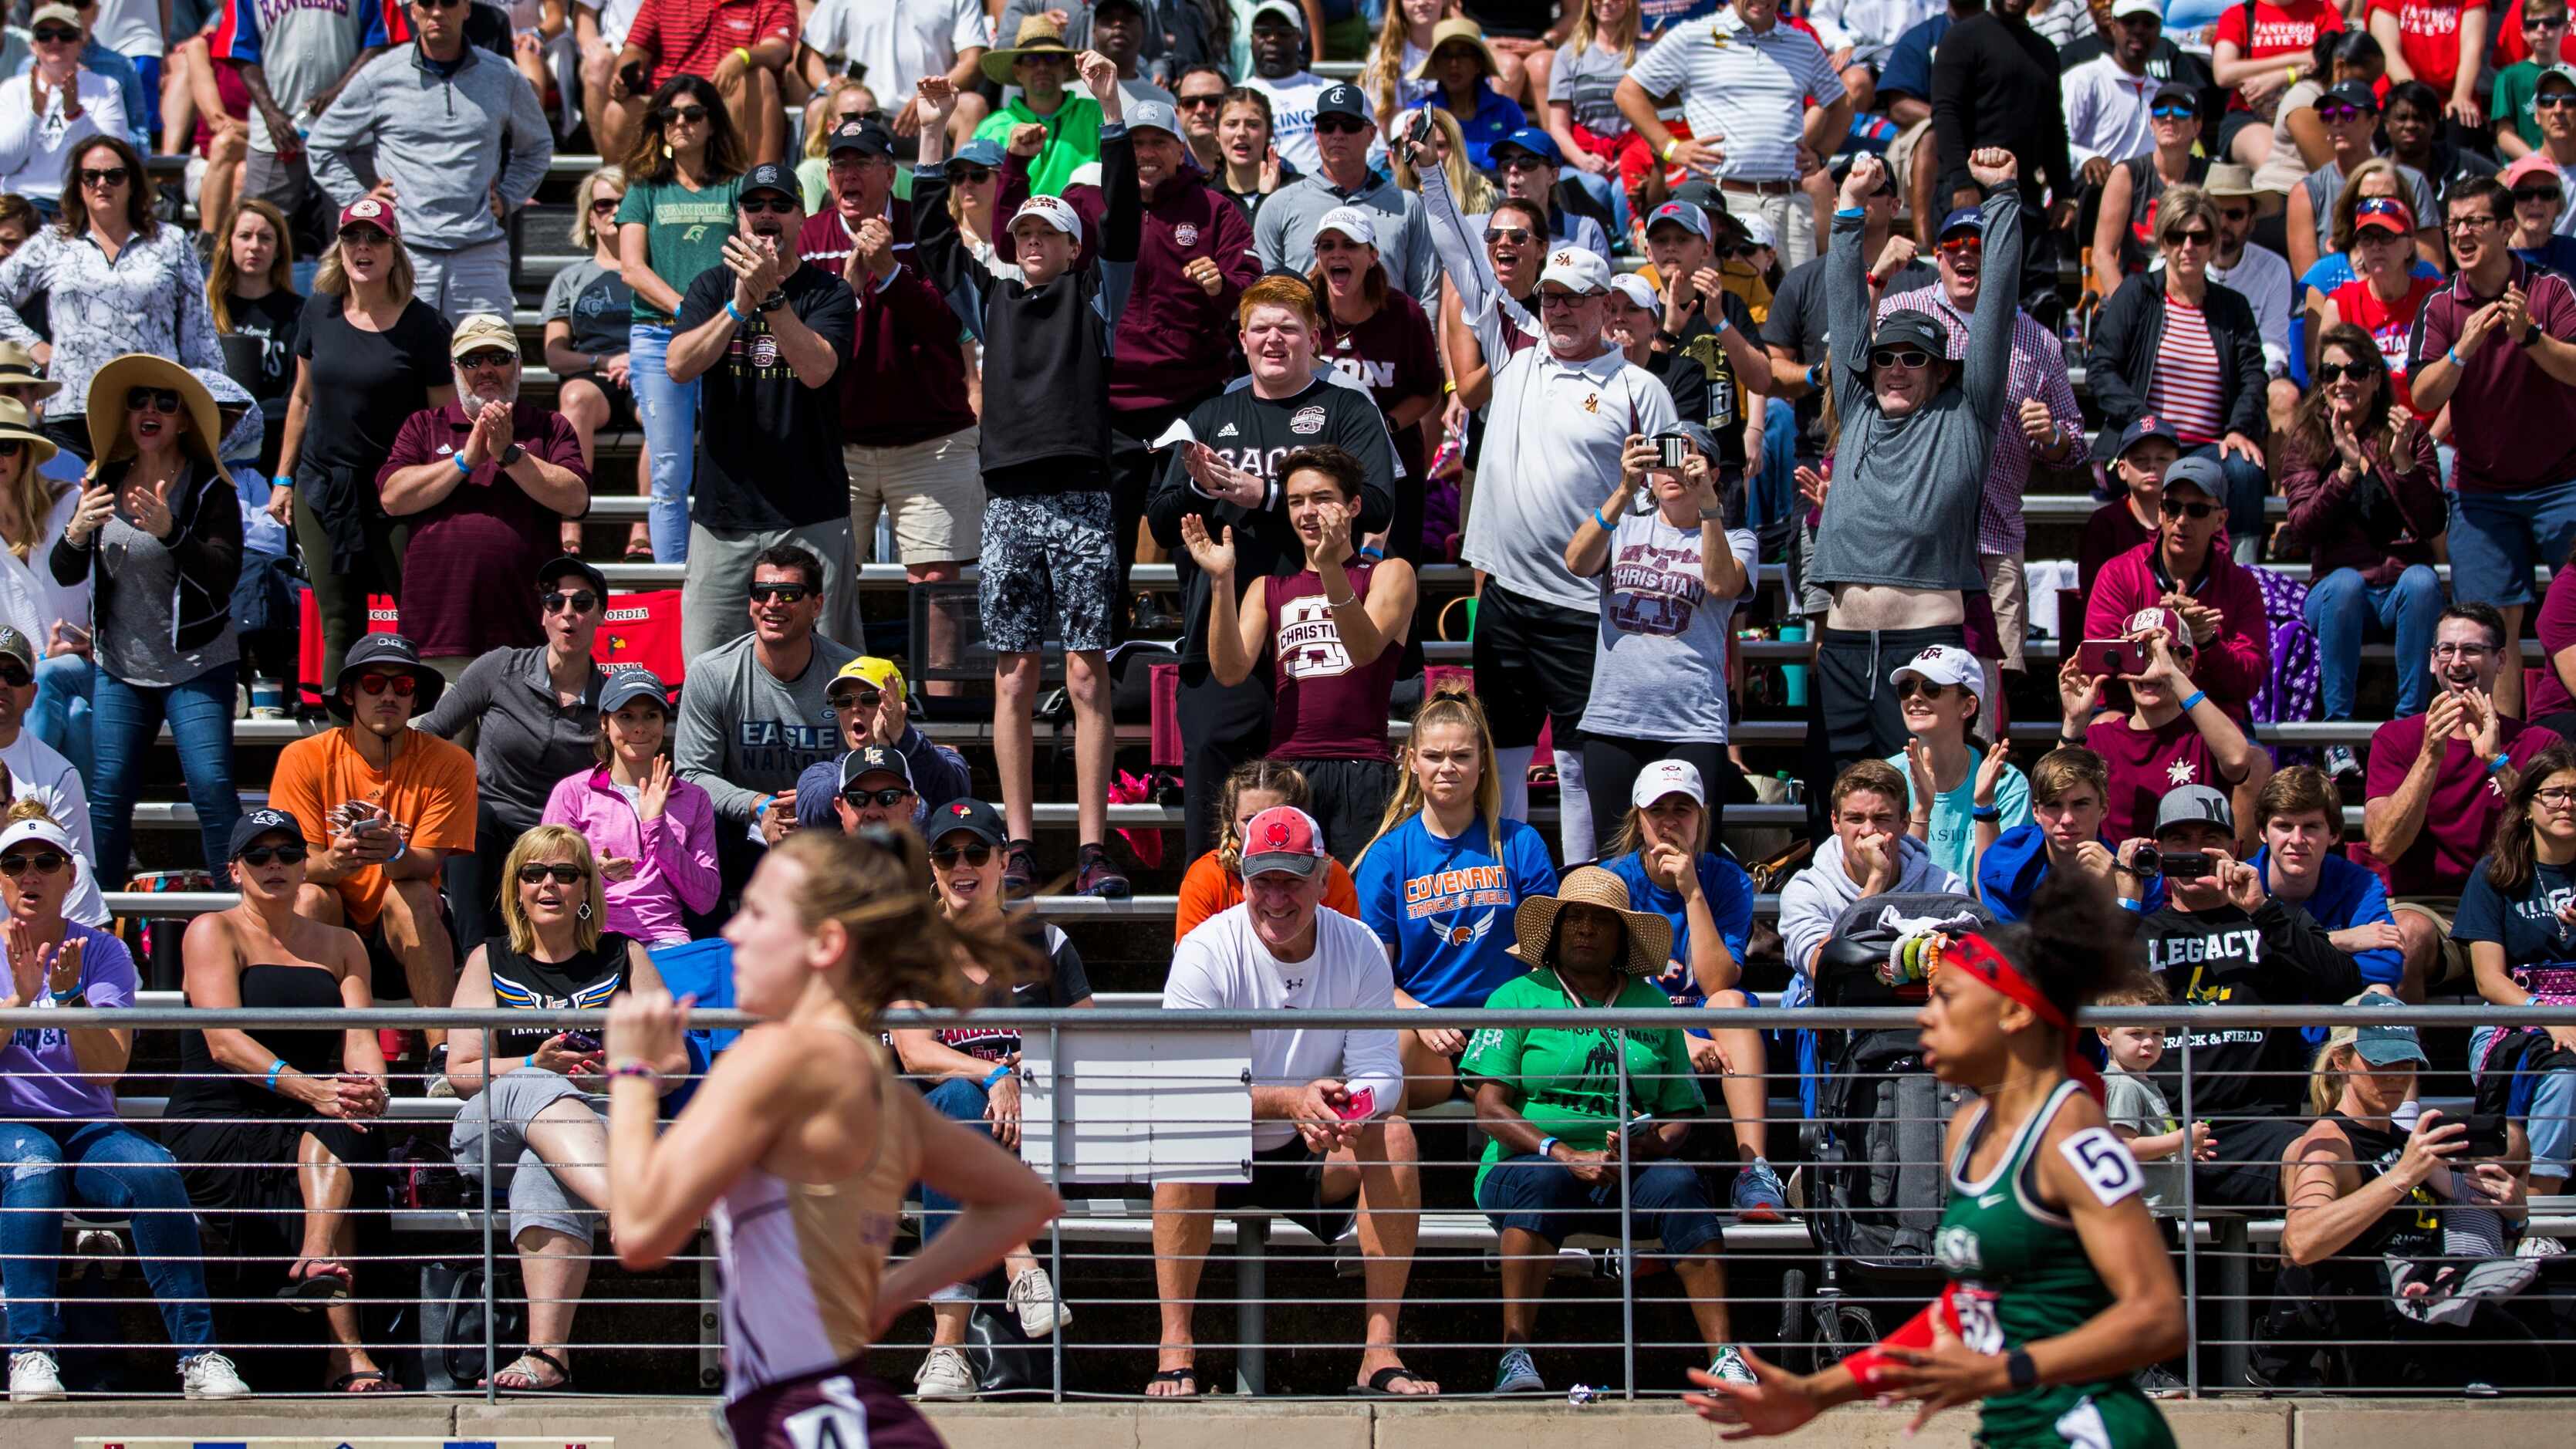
xmin=978 ymin=490 xmax=1115 ymax=654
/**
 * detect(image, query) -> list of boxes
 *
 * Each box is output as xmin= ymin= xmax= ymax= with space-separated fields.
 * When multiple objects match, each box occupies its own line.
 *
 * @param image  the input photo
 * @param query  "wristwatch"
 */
xmin=2524 ymin=321 xmax=2544 ymax=348
xmin=2006 ymin=1349 xmax=2039 ymax=1392
xmin=498 ymin=442 xmax=525 ymax=468
xmin=756 ymin=289 xmax=788 ymax=313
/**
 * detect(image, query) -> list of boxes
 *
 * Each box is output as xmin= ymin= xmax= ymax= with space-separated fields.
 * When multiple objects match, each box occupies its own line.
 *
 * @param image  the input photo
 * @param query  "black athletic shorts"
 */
xmin=721 ymin=1359 xmax=944 ymax=1448
xmin=1212 ymin=1138 xmax=1355 ymax=1247
xmin=1470 ymin=584 xmax=1597 ymax=752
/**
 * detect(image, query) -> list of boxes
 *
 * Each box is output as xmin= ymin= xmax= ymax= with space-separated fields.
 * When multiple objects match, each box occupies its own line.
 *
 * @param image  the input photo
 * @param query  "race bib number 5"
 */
xmin=2058 ymin=1126 xmax=2145 ymax=1207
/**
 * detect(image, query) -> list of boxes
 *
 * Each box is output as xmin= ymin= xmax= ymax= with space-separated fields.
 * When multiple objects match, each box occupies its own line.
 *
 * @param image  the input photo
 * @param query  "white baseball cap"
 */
xmin=1248 ymin=0 xmax=1305 ymax=29
xmin=1737 ymin=212 xmax=1777 ymax=250
xmin=1314 ymin=205 xmax=1377 ymax=248
xmin=1631 ymin=759 xmax=1707 ymax=809
xmin=1608 ymin=273 xmax=1660 ymax=311
xmin=1537 ymin=245 xmax=1612 ymax=295
xmin=1008 ymin=194 xmax=1084 ymax=242
xmin=1889 ymin=643 xmax=1982 ymax=691
xmin=2109 ymin=0 xmax=2162 ymax=17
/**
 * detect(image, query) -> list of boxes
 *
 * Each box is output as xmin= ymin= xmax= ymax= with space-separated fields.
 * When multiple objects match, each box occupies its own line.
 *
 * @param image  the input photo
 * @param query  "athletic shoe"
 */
xmin=1075 ymin=845 xmax=1130 ymax=900
xmin=2133 ymin=1363 xmax=2187 ymax=1399
xmin=1002 ymin=842 xmax=1038 ymax=900
xmin=1008 ymin=1266 xmax=1070 ymax=1337
xmin=1732 ymin=1159 xmax=1788 ymax=1223
xmin=425 ymin=1042 xmax=457 ymax=1099
xmin=913 ymin=1346 xmax=977 ymax=1401
xmin=181 ymin=1352 xmax=252 ymax=1400
xmin=1708 ymin=1345 xmax=1757 ymax=1386
xmin=2324 ymin=745 xmax=2362 ymax=782
xmin=2518 ymin=1234 xmax=2566 ymax=1259
xmin=10 ymin=1349 xmax=63 ymax=1401
xmin=1492 ymin=1346 xmax=1544 ymax=1394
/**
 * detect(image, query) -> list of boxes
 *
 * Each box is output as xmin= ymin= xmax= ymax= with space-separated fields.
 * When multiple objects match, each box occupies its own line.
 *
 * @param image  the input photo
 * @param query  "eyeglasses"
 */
xmin=1315 ymin=117 xmax=1370 ymax=135
xmin=2163 ymin=228 xmax=2215 ymax=248
xmin=842 ymin=786 xmax=913 ymax=808
xmin=663 ymin=103 xmax=711 ymax=124
xmin=126 ymin=387 xmax=181 ymax=414
xmin=1537 ymin=292 xmax=1592 ymax=310
xmin=78 ymin=167 xmax=129 ymax=189
xmin=238 ymin=843 xmax=309 ymax=866
xmin=2447 ymin=212 xmax=2505 ymax=232
xmin=29 ymin=25 xmax=76 ymax=41
xmin=1497 ymin=154 xmax=1551 ymax=172
xmin=2517 ymin=186 xmax=2567 ymax=205
xmin=2149 ymin=103 xmax=2196 ymax=120
xmin=2317 ymin=104 xmax=2375 ymax=124
xmin=747 ymin=583 xmax=812 ymax=604
xmin=0 ymin=850 xmax=66 ymax=878
xmin=2537 ymin=786 xmax=2576 ymax=805
xmin=457 ymin=349 xmax=514 ymax=370
xmin=741 ymin=198 xmax=798 ymax=214
xmin=828 ymin=688 xmax=883 ymax=711
xmin=1869 ymin=347 xmax=1933 ymax=368
xmin=931 ymin=843 xmax=995 ymax=868
xmin=1484 ymin=225 xmax=1534 ymax=246
xmin=2313 ymin=360 xmax=2375 ymax=383
xmin=0 ymin=663 xmax=28 ymax=689
xmin=1936 ymin=235 xmax=1982 ymax=255
xmin=1177 ymin=93 xmax=1227 ymax=110
xmin=2433 ymin=641 xmax=2496 ymax=658
xmin=950 ymin=166 xmax=995 ymax=184
xmin=541 ymin=589 xmax=599 ymax=613
xmin=2159 ymin=497 xmax=2218 ymax=519
xmin=1895 ymin=677 xmax=1956 ymax=701
xmin=515 ymin=863 xmax=586 ymax=885
xmin=589 ymin=197 xmax=622 ymax=214
xmin=354 ymin=672 xmax=417 ymax=697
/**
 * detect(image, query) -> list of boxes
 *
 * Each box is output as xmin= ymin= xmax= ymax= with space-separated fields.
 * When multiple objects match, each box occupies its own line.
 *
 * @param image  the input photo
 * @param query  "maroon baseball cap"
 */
xmin=338 ymin=196 xmax=398 ymax=242
xmin=1241 ymin=806 xmax=1327 ymax=880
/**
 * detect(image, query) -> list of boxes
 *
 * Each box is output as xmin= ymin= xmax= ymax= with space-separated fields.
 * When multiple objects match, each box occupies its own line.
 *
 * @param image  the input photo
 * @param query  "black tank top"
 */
xmin=484 ymin=932 xmax=634 ymax=1060
xmin=2324 ymin=1110 xmax=2444 ymax=1261
xmin=168 ymin=963 xmax=349 ymax=1120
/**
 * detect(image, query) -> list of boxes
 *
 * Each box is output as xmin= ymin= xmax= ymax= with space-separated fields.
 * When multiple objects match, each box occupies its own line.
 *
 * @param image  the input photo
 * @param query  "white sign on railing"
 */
xmin=1021 ymin=1027 xmax=1254 ymax=1184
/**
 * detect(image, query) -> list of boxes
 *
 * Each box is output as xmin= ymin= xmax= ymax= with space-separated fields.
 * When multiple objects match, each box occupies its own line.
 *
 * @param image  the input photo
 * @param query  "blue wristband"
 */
xmin=452 ymin=452 xmax=471 ymax=475
xmin=2118 ymin=897 xmax=2148 ymax=913
xmin=2490 ymin=752 xmax=2514 ymax=775
xmin=265 ymin=1057 xmax=288 ymax=1092
xmin=981 ymin=1062 xmax=1012 ymax=1089
xmin=2177 ymin=689 xmax=2207 ymax=714
xmin=1835 ymin=206 xmax=1865 ymax=219
xmin=1592 ymin=507 xmax=1612 ymax=532
xmin=387 ymin=836 xmax=408 ymax=864
xmin=1970 ymin=805 xmax=2002 ymax=822
xmin=725 ymin=298 xmax=745 ymax=323
xmin=1538 ymin=1136 xmax=1561 ymax=1159
xmin=270 ymin=473 xmax=292 ymax=490
xmin=2447 ymin=346 xmax=2464 ymax=367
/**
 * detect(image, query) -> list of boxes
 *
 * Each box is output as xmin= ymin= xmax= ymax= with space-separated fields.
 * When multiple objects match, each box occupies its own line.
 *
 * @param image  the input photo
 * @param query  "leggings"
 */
xmin=291 ymin=491 xmax=404 ymax=699
xmin=1582 ymin=735 xmax=1742 ymax=845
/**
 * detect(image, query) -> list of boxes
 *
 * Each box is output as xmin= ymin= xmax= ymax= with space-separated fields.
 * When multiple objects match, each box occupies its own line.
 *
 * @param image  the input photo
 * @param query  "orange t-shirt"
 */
xmin=268 ymin=727 xmax=478 ymax=927
xmin=1173 ymin=850 xmax=1362 ymax=942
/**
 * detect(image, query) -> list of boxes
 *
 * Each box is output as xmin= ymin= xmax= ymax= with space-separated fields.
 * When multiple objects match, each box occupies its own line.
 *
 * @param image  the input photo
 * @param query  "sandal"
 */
xmin=484 ymin=1348 xmax=572 ymax=1393
xmin=1348 ymin=1364 xmax=1440 ymax=1397
xmin=279 ymin=1259 xmax=353 ymax=1312
xmin=330 ymin=1369 xmax=396 ymax=1393
xmin=1143 ymin=1366 xmax=1200 ymax=1399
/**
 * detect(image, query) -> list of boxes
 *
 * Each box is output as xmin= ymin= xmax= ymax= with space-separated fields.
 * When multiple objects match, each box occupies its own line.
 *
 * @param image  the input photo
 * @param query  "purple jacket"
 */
xmin=539 ymin=765 xmax=721 ymax=945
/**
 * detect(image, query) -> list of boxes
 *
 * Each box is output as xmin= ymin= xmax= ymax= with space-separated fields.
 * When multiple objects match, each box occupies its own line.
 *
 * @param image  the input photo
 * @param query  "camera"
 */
xmin=1654 ymin=432 xmax=1692 ymax=471
xmin=2155 ymin=850 xmax=2214 ymax=880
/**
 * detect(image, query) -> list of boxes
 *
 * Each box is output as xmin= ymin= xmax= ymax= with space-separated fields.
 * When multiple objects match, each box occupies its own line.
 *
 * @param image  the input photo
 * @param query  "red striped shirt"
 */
xmin=625 ymin=0 xmax=795 ymax=89
xmin=2146 ymin=296 xmax=2227 ymax=444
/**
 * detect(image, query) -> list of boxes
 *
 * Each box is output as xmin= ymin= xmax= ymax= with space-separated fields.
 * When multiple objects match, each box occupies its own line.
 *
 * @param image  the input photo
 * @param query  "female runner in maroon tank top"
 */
xmin=1180 ymin=443 xmax=1420 ymax=864
xmin=604 ymin=829 xmax=1062 ymax=1447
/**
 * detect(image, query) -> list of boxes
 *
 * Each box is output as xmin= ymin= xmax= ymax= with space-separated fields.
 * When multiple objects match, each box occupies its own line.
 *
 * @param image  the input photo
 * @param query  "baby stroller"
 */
xmin=1780 ymin=892 xmax=1990 ymax=1372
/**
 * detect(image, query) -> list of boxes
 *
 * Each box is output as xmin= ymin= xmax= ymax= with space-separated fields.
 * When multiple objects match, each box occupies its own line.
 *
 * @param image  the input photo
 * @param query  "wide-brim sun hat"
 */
xmin=86 ymin=353 xmax=220 ymax=467
xmin=1507 ymin=866 xmax=1673 ymax=977
xmin=1410 ymin=17 xmax=1499 ymax=80
xmin=983 ymin=15 xmax=1077 ymax=83
xmin=0 ymin=397 xmax=58 ymax=467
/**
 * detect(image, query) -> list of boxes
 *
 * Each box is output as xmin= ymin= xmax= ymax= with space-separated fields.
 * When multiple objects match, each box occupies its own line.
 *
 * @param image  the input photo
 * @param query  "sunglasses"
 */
xmin=413 ymin=0 xmax=465 ymax=9
xmin=2163 ymin=228 xmax=2215 ymax=247
xmin=1895 ymin=677 xmax=1956 ymax=701
xmin=78 ymin=166 xmax=128 ymax=189
xmin=1870 ymin=347 xmax=1933 ymax=368
xmin=842 ymin=786 xmax=913 ymax=808
xmin=589 ymin=197 xmax=622 ymax=214
xmin=1315 ymin=117 xmax=1370 ymax=135
xmin=127 ymin=387 xmax=181 ymax=414
xmin=748 ymin=583 xmax=811 ymax=604
xmin=354 ymin=671 xmax=418 ymax=697
xmin=2540 ymin=91 xmax=2576 ymax=108
xmin=2149 ymin=103 xmax=2196 ymax=120
xmin=1937 ymin=235 xmax=1982 ymax=255
xmin=1484 ymin=225 xmax=1534 ymax=246
xmin=950 ymin=166 xmax=994 ymax=184
xmin=0 ymin=663 xmax=27 ymax=689
xmin=663 ymin=103 xmax=711 ymax=124
xmin=541 ymin=589 xmax=599 ymax=613
xmin=515 ymin=863 xmax=586 ymax=885
xmin=2313 ymin=360 xmax=2376 ymax=383
xmin=0 ymin=441 xmax=21 ymax=461
xmin=239 ymin=843 xmax=309 ymax=866
xmin=2159 ymin=497 xmax=2218 ymax=519
xmin=337 ymin=226 xmax=388 ymax=246
xmin=2518 ymin=186 xmax=2567 ymax=204
xmin=1497 ymin=154 xmax=1551 ymax=172
xmin=0 ymin=850 xmax=66 ymax=877
xmin=741 ymin=197 xmax=798 ymax=214
xmin=2317 ymin=104 xmax=2375 ymax=123
xmin=457 ymin=349 xmax=515 ymax=370
xmin=1177 ymin=93 xmax=1227 ymax=110
xmin=29 ymin=25 xmax=76 ymax=40
xmin=930 ymin=843 xmax=995 ymax=869
xmin=829 ymin=688 xmax=884 ymax=711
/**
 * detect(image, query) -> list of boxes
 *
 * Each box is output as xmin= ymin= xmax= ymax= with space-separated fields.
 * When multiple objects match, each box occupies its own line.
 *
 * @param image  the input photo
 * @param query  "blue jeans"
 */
xmin=0 ymin=1118 xmax=215 ymax=1352
xmin=90 ymin=664 xmax=238 ymax=883
xmin=1561 ymin=168 xmax=1632 ymax=247
xmin=29 ymin=653 xmax=93 ymax=785
xmin=2303 ymin=564 xmax=2443 ymax=720
xmin=917 ymin=1076 xmax=995 ymax=1303
xmin=2448 ymin=475 xmax=2576 ymax=610
xmin=629 ymin=322 xmax=696 ymax=562
xmin=2182 ymin=442 xmax=2271 ymax=546
xmin=2470 ymin=1024 xmax=2576 ymax=1180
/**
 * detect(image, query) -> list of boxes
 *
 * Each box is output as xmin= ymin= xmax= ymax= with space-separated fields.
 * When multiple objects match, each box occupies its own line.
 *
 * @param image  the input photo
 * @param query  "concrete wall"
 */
xmin=21 ymin=1397 xmax=2576 ymax=1449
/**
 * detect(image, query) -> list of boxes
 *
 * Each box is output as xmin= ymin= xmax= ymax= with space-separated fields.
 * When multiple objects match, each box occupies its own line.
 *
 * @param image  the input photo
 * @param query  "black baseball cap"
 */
xmin=228 ymin=807 xmax=304 ymax=860
xmin=2323 ymin=79 xmax=2380 ymax=112
xmin=2150 ymin=79 xmax=2198 ymax=110
xmin=826 ymin=119 xmax=894 ymax=158
xmin=537 ymin=553 xmax=607 ymax=601
xmin=1315 ymin=83 xmax=1368 ymax=122
xmin=927 ymin=797 xmax=1008 ymax=849
xmin=330 ymin=633 xmax=443 ymax=719
xmin=840 ymin=745 xmax=914 ymax=793
xmin=741 ymin=163 xmax=799 ymax=202
xmin=1871 ymin=309 xmax=1948 ymax=360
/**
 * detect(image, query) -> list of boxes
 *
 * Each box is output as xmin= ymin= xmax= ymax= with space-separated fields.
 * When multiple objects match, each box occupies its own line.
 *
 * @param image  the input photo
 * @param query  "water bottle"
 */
xmin=1778 ymin=621 xmax=1808 ymax=708
xmin=1707 ymin=355 xmax=1738 ymax=433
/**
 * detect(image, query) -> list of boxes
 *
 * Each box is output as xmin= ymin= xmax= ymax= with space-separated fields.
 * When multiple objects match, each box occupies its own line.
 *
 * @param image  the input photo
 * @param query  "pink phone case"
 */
xmin=1335 ymin=1086 xmax=1377 ymax=1120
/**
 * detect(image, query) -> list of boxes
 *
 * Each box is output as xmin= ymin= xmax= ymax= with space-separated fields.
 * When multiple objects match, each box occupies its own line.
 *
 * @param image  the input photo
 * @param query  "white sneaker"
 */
xmin=9 ymin=1349 xmax=64 ymax=1401
xmin=181 ymin=1351 xmax=251 ymax=1400
xmin=912 ymin=1346 xmax=977 ymax=1401
xmin=1008 ymin=1266 xmax=1069 ymax=1337
xmin=1709 ymin=1345 xmax=1758 ymax=1386
xmin=2518 ymin=1234 xmax=2567 ymax=1259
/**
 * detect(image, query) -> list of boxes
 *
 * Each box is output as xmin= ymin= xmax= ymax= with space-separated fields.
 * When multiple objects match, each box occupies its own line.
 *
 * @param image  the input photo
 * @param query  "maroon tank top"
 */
xmin=1264 ymin=564 xmax=1397 ymax=762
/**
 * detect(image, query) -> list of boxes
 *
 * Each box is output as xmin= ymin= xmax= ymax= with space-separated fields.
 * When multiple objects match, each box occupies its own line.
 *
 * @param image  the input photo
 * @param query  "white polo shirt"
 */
xmin=1166 ymin=901 xmax=1405 ymax=1152
xmin=1461 ymin=336 xmax=1680 ymax=614
xmin=1624 ymin=9 xmax=1841 ymax=185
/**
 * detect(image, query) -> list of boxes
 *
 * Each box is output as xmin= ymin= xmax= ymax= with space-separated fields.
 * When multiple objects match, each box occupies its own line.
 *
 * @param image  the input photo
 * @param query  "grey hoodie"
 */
xmin=1777 ymin=833 xmax=1967 ymax=988
xmin=306 ymin=42 xmax=552 ymax=253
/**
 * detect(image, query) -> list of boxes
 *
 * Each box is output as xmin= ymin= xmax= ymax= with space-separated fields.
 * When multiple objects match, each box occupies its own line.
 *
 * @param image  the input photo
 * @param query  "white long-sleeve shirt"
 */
xmin=1166 ymin=902 xmax=1403 ymax=1153
xmin=0 ymin=67 xmax=121 ymax=204
xmin=2062 ymin=56 xmax=2162 ymax=168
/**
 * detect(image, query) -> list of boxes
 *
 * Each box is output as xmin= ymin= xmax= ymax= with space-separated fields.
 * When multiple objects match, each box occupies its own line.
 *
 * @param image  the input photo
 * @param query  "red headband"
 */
xmin=1946 ymin=934 xmax=2104 ymax=1103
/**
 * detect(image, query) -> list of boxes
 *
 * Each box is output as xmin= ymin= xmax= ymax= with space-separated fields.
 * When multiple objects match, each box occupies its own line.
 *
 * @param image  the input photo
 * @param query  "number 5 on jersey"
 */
xmin=2058 ymin=1126 xmax=2144 ymax=1207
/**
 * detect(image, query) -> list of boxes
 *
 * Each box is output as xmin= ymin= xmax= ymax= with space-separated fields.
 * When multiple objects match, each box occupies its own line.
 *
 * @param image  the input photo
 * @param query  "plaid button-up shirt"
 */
xmin=1878 ymin=282 xmax=2082 ymax=556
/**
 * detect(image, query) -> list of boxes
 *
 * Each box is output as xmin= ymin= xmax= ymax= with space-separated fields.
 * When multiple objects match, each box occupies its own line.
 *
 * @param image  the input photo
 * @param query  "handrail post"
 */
xmin=1616 ymin=1027 xmax=1634 ymax=1402
xmin=481 ymin=1025 xmax=498 ymax=1404
xmin=1048 ymin=1023 xmax=1063 ymax=1404
xmin=2178 ymin=1026 xmax=2199 ymax=1397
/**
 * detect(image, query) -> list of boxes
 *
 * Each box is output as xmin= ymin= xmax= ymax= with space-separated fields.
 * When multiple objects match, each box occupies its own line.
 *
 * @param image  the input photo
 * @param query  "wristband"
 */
xmin=2177 ymin=689 xmax=2207 ymax=714
xmin=1660 ymin=139 xmax=1679 ymax=162
xmin=48 ymin=984 xmax=79 ymax=1004
xmin=981 ymin=1062 xmax=1013 ymax=1089
xmin=1835 ymin=206 xmax=1865 ymax=219
xmin=733 ymin=46 xmax=751 ymax=69
xmin=605 ymin=1061 xmax=660 ymax=1086
xmin=2119 ymin=896 xmax=2148 ymax=912
xmin=1593 ymin=506 xmax=1612 ymax=532
xmin=271 ymin=472 xmax=292 ymax=491
xmin=2448 ymin=346 xmax=2464 ymax=367
xmin=452 ymin=451 xmax=472 ymax=475
xmin=725 ymin=298 xmax=746 ymax=323
xmin=2490 ymin=752 xmax=2514 ymax=775
xmin=265 ymin=1057 xmax=289 ymax=1092
xmin=1806 ymin=362 xmax=1824 ymax=389
xmin=1537 ymin=1136 xmax=1561 ymax=1159
xmin=2007 ymin=1349 xmax=2040 ymax=1393
xmin=1971 ymin=804 xmax=2001 ymax=822
xmin=388 ymin=836 xmax=408 ymax=865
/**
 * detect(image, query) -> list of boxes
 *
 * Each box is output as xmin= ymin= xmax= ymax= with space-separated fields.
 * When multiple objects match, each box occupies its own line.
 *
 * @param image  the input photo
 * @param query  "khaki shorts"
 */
xmin=2391 ymin=897 xmax=2469 ymax=988
xmin=846 ymin=426 xmax=982 ymax=566
xmin=1883 ymin=118 xmax=1936 ymax=204
xmin=1980 ymin=552 xmax=2028 ymax=674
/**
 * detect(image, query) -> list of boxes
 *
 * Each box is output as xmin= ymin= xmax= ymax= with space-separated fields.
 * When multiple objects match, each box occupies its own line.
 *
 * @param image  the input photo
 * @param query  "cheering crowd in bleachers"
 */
xmin=2 ymin=0 xmax=2576 ymax=1407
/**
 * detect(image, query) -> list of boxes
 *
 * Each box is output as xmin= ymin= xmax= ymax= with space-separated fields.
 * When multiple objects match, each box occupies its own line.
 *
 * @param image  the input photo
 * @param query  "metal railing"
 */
xmin=2 ymin=1001 xmax=2568 ymax=1403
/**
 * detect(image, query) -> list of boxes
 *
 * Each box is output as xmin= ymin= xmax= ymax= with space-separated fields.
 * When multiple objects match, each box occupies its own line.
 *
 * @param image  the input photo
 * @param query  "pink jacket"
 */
xmin=539 ymin=765 xmax=720 ymax=945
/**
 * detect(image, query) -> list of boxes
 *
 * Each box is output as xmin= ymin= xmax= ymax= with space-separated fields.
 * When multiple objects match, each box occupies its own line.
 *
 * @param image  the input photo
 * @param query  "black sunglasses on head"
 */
xmin=516 ymin=863 xmax=586 ymax=885
xmin=239 ymin=843 xmax=308 ymax=866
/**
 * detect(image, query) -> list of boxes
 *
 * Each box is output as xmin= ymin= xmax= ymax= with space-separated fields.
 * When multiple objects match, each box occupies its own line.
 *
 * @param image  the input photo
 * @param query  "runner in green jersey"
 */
xmin=1686 ymin=881 xmax=2186 ymax=1446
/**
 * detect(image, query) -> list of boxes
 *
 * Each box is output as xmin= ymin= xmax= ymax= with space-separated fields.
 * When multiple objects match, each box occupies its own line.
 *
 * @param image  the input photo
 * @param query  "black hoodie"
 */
xmin=2137 ymin=896 xmax=2360 ymax=1120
